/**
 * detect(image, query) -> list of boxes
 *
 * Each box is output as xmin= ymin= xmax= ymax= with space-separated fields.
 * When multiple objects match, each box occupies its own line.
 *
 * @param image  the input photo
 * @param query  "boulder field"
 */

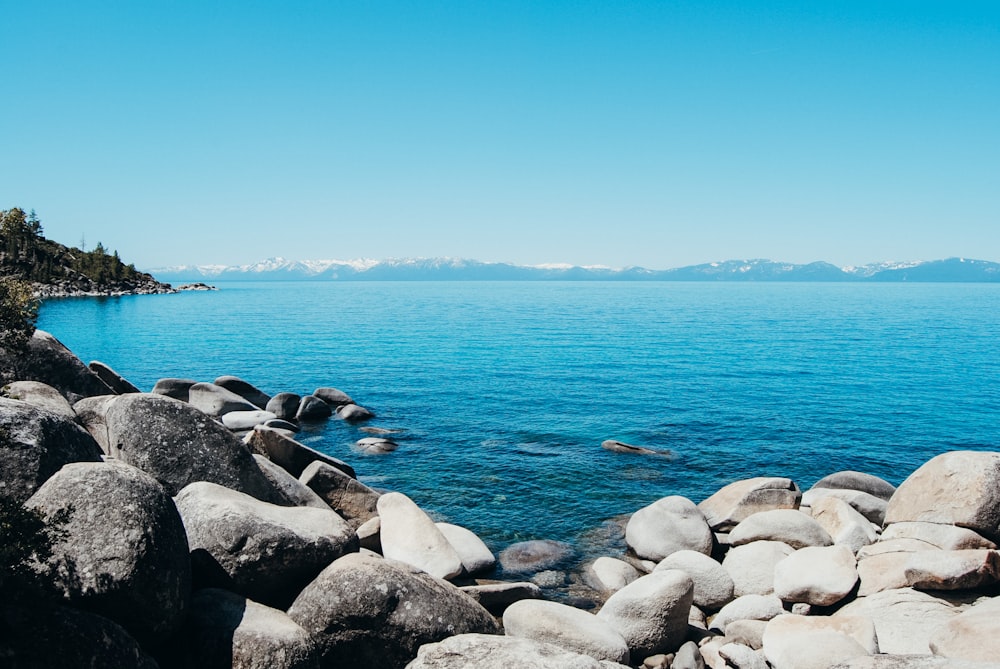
xmin=1 ymin=329 xmax=999 ymax=668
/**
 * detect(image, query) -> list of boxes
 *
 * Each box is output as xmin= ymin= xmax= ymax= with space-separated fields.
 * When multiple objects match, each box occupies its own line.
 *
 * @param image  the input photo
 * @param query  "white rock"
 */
xmin=698 ymin=477 xmax=801 ymax=531
xmin=903 ymin=549 xmax=1000 ymax=590
xmin=773 ymin=545 xmax=858 ymax=607
xmin=222 ymin=410 xmax=277 ymax=430
xmin=656 ymin=549 xmax=734 ymax=610
xmin=596 ymin=569 xmax=694 ymax=658
xmin=709 ymin=594 xmax=784 ymax=634
xmin=719 ymin=642 xmax=768 ymax=669
xmin=762 ymin=614 xmax=875 ymax=669
xmin=929 ymin=596 xmax=1000 ymax=663
xmin=586 ymin=556 xmax=642 ymax=593
xmin=625 ymin=496 xmax=713 ymax=561
xmin=881 ymin=522 xmax=998 ymax=551
xmin=377 ymin=492 xmax=463 ymax=580
xmin=729 ymin=509 xmax=833 ymax=549
xmin=436 ymin=522 xmax=495 ymax=576
xmin=503 ymin=599 xmax=630 ymax=664
xmin=811 ymin=496 xmax=878 ymax=554
xmin=834 ymin=588 xmax=969 ymax=654
xmin=722 ymin=540 xmax=795 ymax=596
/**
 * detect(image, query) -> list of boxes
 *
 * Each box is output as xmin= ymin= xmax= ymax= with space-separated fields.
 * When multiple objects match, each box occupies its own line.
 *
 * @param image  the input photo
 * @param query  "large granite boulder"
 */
xmin=903 ymin=549 xmax=1000 ymax=590
xmin=188 ymin=381 xmax=260 ymax=417
xmin=180 ymin=588 xmax=319 ymax=669
xmin=655 ymin=549 xmax=735 ymax=611
xmin=811 ymin=496 xmax=878 ymax=554
xmin=104 ymin=393 xmax=279 ymax=500
xmin=728 ymin=509 xmax=833 ymax=549
xmin=710 ymin=594 xmax=785 ymax=634
xmin=336 ymin=403 xmax=374 ymax=422
xmin=596 ymin=569 xmax=694 ymax=658
xmin=460 ymin=581 xmax=543 ymax=613
xmin=810 ymin=471 xmax=897 ymax=501
xmin=0 ymin=397 xmax=102 ymax=503
xmin=378 ymin=492 xmax=464 ymax=580
xmin=300 ymin=460 xmax=378 ymax=526
xmin=773 ymin=545 xmax=859 ymax=606
xmin=802 ymin=488 xmax=888 ymax=525
xmin=881 ymin=522 xmax=996 ymax=551
xmin=0 ymin=604 xmax=157 ymax=669
xmin=71 ymin=394 xmax=117 ymax=455
xmin=625 ymin=495 xmax=713 ymax=561
xmin=88 ymin=361 xmax=142 ymax=394
xmin=222 ymin=409 xmax=276 ymax=431
xmin=503 ymin=599 xmax=630 ymax=664
xmin=253 ymin=454 xmax=330 ymax=509
xmin=313 ymin=387 xmax=354 ymax=407
xmin=404 ymin=633 xmax=632 ymax=669
xmin=266 ymin=392 xmax=302 ymax=420
xmin=722 ymin=540 xmax=795 ymax=596
xmin=698 ymin=477 xmax=801 ymax=531
xmin=762 ymin=614 xmax=876 ymax=669
xmin=25 ymin=460 xmax=191 ymax=645
xmin=884 ymin=451 xmax=1000 ymax=542
xmin=834 ymin=588 xmax=969 ymax=655
xmin=436 ymin=522 xmax=496 ymax=575
xmin=287 ymin=553 xmax=499 ymax=669
xmin=3 ymin=380 xmax=75 ymax=419
xmin=928 ymin=596 xmax=1000 ymax=663
xmin=214 ymin=375 xmax=271 ymax=409
xmin=0 ymin=329 xmax=113 ymax=398
xmin=247 ymin=425 xmax=356 ymax=478
xmin=175 ymin=481 xmax=358 ymax=609
xmin=296 ymin=395 xmax=333 ymax=421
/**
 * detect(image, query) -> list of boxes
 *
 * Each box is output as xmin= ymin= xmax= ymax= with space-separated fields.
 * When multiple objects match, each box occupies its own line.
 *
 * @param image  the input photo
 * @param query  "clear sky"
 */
xmin=2 ymin=1 xmax=998 ymax=270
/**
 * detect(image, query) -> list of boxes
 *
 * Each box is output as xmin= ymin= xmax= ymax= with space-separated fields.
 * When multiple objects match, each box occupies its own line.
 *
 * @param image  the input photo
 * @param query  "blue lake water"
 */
xmin=37 ymin=282 xmax=1000 ymax=560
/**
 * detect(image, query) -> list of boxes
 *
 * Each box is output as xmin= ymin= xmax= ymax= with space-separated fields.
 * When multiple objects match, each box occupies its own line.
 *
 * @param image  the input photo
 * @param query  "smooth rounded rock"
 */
xmin=460 ymin=581 xmax=542 ymax=613
xmin=3 ymin=380 xmax=75 ymax=419
xmin=596 ymin=569 xmax=694 ymax=658
xmin=503 ymin=599 xmax=630 ymax=664
xmin=835 ymin=588 xmax=968 ymax=655
xmin=88 ymin=360 xmax=142 ymax=394
xmin=377 ymin=492 xmax=463 ymax=580
xmin=928 ymin=596 xmax=1000 ymax=663
xmin=336 ymin=402 xmax=375 ymax=422
xmin=265 ymin=392 xmax=301 ymax=420
xmin=810 ymin=471 xmax=897 ymax=501
xmin=710 ymin=594 xmax=785 ymax=634
xmin=176 ymin=481 xmax=358 ymax=608
xmin=0 ymin=329 xmax=114 ymax=398
xmin=247 ymin=425 xmax=355 ymax=478
xmin=881 ymin=522 xmax=997 ymax=551
xmin=71 ymin=394 xmax=117 ymax=455
xmin=222 ymin=409 xmax=277 ymax=431
xmin=499 ymin=539 xmax=575 ymax=574
xmin=722 ymin=540 xmax=795 ymax=596
xmin=773 ymin=545 xmax=859 ymax=606
xmin=151 ymin=377 xmax=197 ymax=401
xmin=252 ymin=454 xmax=330 ymax=509
xmin=405 ymin=633 xmax=630 ymax=669
xmin=802 ymin=488 xmax=887 ymax=526
xmin=188 ymin=381 xmax=259 ymax=416
xmin=295 ymin=395 xmax=332 ymax=421
xmin=811 ymin=496 xmax=878 ymax=554
xmin=437 ymin=522 xmax=496 ymax=575
xmin=585 ymin=556 xmax=642 ymax=593
xmin=26 ymin=460 xmax=191 ymax=645
xmin=656 ymin=549 xmax=735 ymax=611
xmin=625 ymin=495 xmax=713 ymax=561
xmin=354 ymin=436 xmax=399 ymax=454
xmin=313 ymin=387 xmax=354 ymax=406
xmin=698 ymin=477 xmax=801 ymax=531
xmin=903 ymin=549 xmax=1000 ymax=590
xmin=214 ymin=375 xmax=271 ymax=409
xmin=287 ymin=553 xmax=498 ymax=669
xmin=729 ymin=509 xmax=833 ymax=549
xmin=763 ymin=614 xmax=875 ymax=669
xmin=300 ymin=459 xmax=380 ymax=527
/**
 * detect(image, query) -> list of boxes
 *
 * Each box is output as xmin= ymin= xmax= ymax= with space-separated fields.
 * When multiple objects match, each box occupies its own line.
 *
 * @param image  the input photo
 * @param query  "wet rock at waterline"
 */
xmin=214 ymin=375 xmax=271 ymax=409
xmin=88 ymin=360 xmax=142 ymax=394
xmin=601 ymin=439 xmax=672 ymax=457
xmin=354 ymin=436 xmax=399 ymax=454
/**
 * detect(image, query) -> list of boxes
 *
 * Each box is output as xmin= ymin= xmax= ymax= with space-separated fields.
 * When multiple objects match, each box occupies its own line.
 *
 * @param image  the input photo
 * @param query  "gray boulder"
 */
xmin=625 ymin=495 xmax=713 ymax=561
xmin=296 ymin=395 xmax=333 ymax=421
xmin=698 ymin=477 xmax=802 ymax=531
xmin=885 ymin=451 xmax=1000 ymax=542
xmin=656 ymin=549 xmax=735 ymax=610
xmin=247 ymin=425 xmax=356 ymax=478
xmin=0 ymin=329 xmax=113 ymax=398
xmin=214 ymin=375 xmax=271 ymax=409
xmin=499 ymin=539 xmax=575 ymax=574
xmin=253 ymin=454 xmax=330 ymax=509
xmin=336 ymin=402 xmax=374 ymax=422
xmin=835 ymin=588 xmax=969 ymax=655
xmin=673 ymin=640 xmax=706 ymax=669
xmin=903 ymin=549 xmax=1000 ymax=590
xmin=0 ymin=604 xmax=157 ymax=669
xmin=175 ymin=481 xmax=358 ymax=609
xmin=762 ymin=614 xmax=876 ymax=669
xmin=404 ymin=633 xmax=631 ymax=669
xmin=3 ymin=380 xmax=75 ymax=419
xmin=188 ymin=381 xmax=259 ymax=416
xmin=773 ymin=545 xmax=859 ymax=606
xmin=810 ymin=471 xmax=897 ymax=501
xmin=181 ymin=588 xmax=319 ymax=669
xmin=266 ymin=392 xmax=302 ymax=420
xmin=437 ymin=522 xmax=496 ymax=575
xmin=460 ymin=581 xmax=542 ymax=613
xmin=585 ymin=556 xmax=642 ymax=594
xmin=830 ymin=657 xmax=995 ymax=669
xmin=722 ymin=540 xmax=795 ymax=596
xmin=313 ymin=387 xmax=354 ymax=406
xmin=596 ymin=569 xmax=694 ymax=658
xmin=601 ymin=440 xmax=670 ymax=456
xmin=221 ymin=409 xmax=277 ymax=431
xmin=105 ymin=393 xmax=280 ymax=500
xmin=729 ymin=509 xmax=833 ymax=549
xmin=71 ymin=394 xmax=117 ymax=455
xmin=355 ymin=436 xmax=399 ymax=454
xmin=300 ymin=459 xmax=379 ymax=526
xmin=0 ymin=397 xmax=102 ymax=503
xmin=287 ymin=553 xmax=499 ymax=669
xmin=88 ymin=360 xmax=142 ymax=394
xmin=378 ymin=492 xmax=464 ymax=580
xmin=503 ymin=599 xmax=630 ymax=664
xmin=152 ymin=377 xmax=197 ymax=401
xmin=811 ymin=496 xmax=878 ymax=554
xmin=26 ymin=460 xmax=191 ymax=645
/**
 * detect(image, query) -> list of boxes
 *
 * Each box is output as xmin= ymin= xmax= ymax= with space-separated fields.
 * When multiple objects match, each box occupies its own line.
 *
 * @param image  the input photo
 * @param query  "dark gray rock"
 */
xmin=175 ymin=481 xmax=358 ymax=609
xmin=188 ymin=382 xmax=259 ymax=417
xmin=151 ymin=377 xmax=197 ymax=401
xmin=214 ymin=375 xmax=271 ymax=409
xmin=72 ymin=394 xmax=117 ymax=455
xmin=253 ymin=454 xmax=330 ymax=509
xmin=313 ymin=387 xmax=354 ymax=407
xmin=811 ymin=471 xmax=897 ymax=501
xmin=296 ymin=395 xmax=333 ymax=421
xmin=287 ymin=553 xmax=499 ymax=669
xmin=88 ymin=361 xmax=142 ymax=394
xmin=181 ymin=588 xmax=319 ymax=669
xmin=0 ymin=604 xmax=158 ymax=669
xmin=26 ymin=460 xmax=191 ymax=645
xmin=300 ymin=460 xmax=380 ymax=527
xmin=266 ymin=392 xmax=302 ymax=420
xmin=498 ymin=539 xmax=575 ymax=574
xmin=3 ymin=380 xmax=76 ymax=419
xmin=246 ymin=425 xmax=356 ymax=478
xmin=459 ymin=581 xmax=542 ymax=613
xmin=104 ymin=393 xmax=280 ymax=500
xmin=0 ymin=397 xmax=102 ymax=503
xmin=0 ymin=329 xmax=114 ymax=398
xmin=336 ymin=402 xmax=375 ymax=422
xmin=265 ymin=418 xmax=299 ymax=432
xmin=601 ymin=440 xmax=672 ymax=457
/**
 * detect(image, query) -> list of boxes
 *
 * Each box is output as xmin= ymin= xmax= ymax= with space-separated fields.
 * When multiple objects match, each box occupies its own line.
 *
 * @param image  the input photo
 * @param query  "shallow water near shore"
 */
xmin=37 ymin=282 xmax=1000 ymax=564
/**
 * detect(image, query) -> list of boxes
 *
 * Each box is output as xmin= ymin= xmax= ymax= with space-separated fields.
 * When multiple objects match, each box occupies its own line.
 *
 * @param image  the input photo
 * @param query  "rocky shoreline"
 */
xmin=2 ymin=329 xmax=999 ymax=668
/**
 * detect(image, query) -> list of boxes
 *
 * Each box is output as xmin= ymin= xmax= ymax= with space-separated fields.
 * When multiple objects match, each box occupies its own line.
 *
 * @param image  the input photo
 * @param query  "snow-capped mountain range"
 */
xmin=147 ymin=257 xmax=1000 ymax=283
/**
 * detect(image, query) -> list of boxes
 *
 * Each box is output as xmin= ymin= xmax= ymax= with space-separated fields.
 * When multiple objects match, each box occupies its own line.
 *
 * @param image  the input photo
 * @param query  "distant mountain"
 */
xmin=146 ymin=256 xmax=1000 ymax=283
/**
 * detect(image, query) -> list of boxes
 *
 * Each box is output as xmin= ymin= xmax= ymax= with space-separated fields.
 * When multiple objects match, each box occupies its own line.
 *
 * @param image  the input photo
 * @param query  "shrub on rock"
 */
xmin=287 ymin=553 xmax=499 ymax=669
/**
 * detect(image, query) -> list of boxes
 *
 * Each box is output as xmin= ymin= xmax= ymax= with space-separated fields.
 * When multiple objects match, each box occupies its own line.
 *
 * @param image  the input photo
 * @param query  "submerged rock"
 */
xmin=499 ymin=539 xmax=575 ymax=574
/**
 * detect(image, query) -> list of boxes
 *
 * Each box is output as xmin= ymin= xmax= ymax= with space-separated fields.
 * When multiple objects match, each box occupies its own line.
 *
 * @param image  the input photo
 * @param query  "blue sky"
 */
xmin=2 ymin=1 xmax=998 ymax=269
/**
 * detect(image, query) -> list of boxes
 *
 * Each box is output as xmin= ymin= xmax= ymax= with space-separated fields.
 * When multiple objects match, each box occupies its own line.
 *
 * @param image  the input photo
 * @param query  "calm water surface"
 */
xmin=37 ymin=282 xmax=1000 ymax=559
